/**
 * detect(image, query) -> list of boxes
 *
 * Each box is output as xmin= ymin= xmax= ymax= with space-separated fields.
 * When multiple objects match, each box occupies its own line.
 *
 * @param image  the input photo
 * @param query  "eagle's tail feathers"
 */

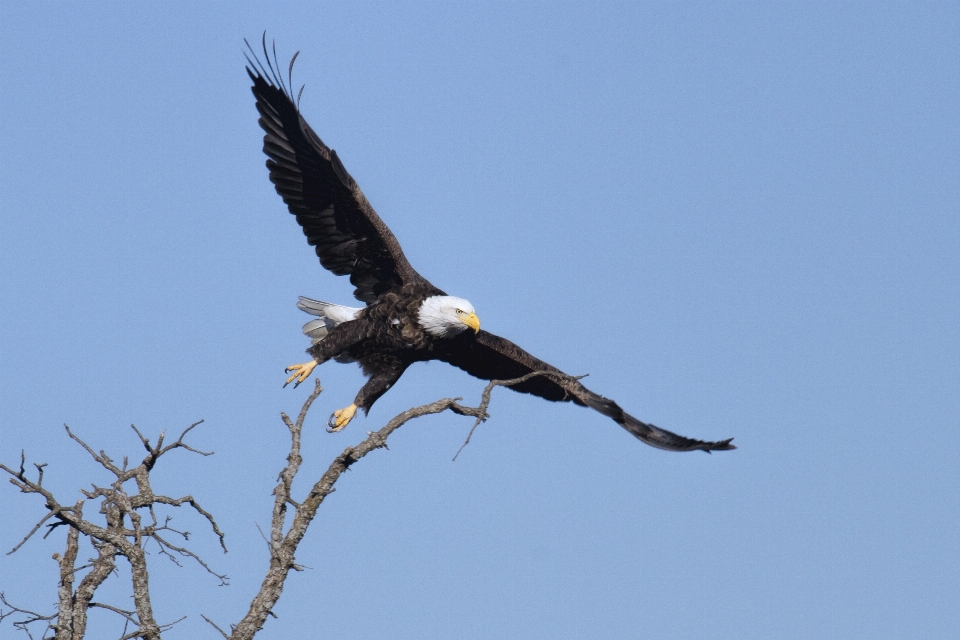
xmin=297 ymin=297 xmax=363 ymax=322
xmin=297 ymin=298 xmax=362 ymax=355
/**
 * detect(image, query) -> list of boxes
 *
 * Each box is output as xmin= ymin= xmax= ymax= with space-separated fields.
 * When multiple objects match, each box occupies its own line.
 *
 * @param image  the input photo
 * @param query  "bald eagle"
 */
xmin=247 ymin=44 xmax=734 ymax=453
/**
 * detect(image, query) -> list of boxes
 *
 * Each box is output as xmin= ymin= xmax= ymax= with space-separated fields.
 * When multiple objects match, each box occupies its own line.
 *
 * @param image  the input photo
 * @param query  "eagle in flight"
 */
xmin=246 ymin=41 xmax=734 ymax=453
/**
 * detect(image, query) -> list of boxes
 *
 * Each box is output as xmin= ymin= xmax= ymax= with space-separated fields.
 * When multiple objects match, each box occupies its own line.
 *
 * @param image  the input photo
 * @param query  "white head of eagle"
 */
xmin=418 ymin=296 xmax=481 ymax=338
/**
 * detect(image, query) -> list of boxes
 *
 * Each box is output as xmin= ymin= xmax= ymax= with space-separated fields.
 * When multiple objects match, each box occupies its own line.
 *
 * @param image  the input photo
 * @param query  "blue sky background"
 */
xmin=1 ymin=2 xmax=958 ymax=639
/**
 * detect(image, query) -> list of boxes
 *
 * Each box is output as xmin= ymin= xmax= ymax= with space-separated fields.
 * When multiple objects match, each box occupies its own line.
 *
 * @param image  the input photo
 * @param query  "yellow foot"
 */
xmin=284 ymin=361 xmax=318 ymax=388
xmin=327 ymin=404 xmax=358 ymax=432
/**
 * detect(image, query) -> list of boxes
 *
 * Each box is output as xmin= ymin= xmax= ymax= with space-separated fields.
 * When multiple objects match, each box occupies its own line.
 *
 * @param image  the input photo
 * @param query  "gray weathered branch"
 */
xmin=2 ymin=421 xmax=227 ymax=640
xmin=3 ymin=373 xmax=566 ymax=639
xmin=227 ymin=371 xmax=572 ymax=639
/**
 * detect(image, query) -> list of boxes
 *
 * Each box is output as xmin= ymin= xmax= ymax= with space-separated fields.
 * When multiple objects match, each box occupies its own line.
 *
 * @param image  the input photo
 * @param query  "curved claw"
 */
xmin=327 ymin=404 xmax=358 ymax=432
xmin=284 ymin=360 xmax=318 ymax=388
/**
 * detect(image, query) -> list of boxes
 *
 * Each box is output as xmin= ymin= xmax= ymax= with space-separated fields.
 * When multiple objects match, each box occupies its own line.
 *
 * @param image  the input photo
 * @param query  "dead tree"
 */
xmin=1 ymin=373 xmax=560 ymax=639
xmin=1 ymin=421 xmax=227 ymax=640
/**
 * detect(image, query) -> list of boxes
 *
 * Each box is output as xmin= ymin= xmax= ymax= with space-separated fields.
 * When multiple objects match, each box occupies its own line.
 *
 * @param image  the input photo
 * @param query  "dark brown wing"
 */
xmin=437 ymin=331 xmax=735 ymax=453
xmin=247 ymin=41 xmax=435 ymax=303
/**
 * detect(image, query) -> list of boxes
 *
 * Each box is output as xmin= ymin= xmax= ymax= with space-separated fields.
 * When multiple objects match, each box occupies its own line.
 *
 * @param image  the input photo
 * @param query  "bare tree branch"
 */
xmin=451 ymin=370 xmax=583 ymax=460
xmin=88 ymin=602 xmax=138 ymax=626
xmin=2 ymin=420 xmax=227 ymax=640
xmin=4 ymin=374 xmax=558 ymax=639
xmin=201 ymin=614 xmax=231 ymax=639
xmin=54 ymin=502 xmax=81 ymax=639
xmin=70 ymin=540 xmax=118 ymax=639
xmin=151 ymin=534 xmax=229 ymax=585
xmin=149 ymin=496 xmax=226 ymax=553
xmin=0 ymin=592 xmax=56 ymax=639
xmin=6 ymin=511 xmax=58 ymax=555
xmin=229 ymin=373 xmax=573 ymax=639
xmin=64 ymin=425 xmax=124 ymax=477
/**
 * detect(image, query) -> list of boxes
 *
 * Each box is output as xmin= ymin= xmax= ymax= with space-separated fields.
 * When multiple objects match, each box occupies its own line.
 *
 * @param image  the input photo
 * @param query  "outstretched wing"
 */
xmin=437 ymin=331 xmax=735 ymax=453
xmin=247 ymin=40 xmax=435 ymax=303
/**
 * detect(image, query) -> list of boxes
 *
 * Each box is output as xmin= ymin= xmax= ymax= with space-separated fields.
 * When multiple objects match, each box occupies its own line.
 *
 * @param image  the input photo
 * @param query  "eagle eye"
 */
xmin=455 ymin=309 xmax=464 ymax=315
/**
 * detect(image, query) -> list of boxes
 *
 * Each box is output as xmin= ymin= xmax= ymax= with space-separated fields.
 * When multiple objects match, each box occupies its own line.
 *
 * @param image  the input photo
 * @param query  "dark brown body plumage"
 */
xmin=247 ymin=39 xmax=735 ymax=452
xmin=308 ymin=284 xmax=439 ymax=412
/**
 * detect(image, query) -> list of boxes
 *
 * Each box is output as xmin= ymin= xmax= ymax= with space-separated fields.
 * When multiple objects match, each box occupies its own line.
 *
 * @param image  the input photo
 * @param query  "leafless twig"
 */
xmin=0 ymin=592 xmax=56 ymax=639
xmin=452 ymin=370 xmax=585 ymax=460
xmin=4 ymin=374 xmax=565 ymax=639
xmin=229 ymin=372 xmax=579 ymax=639
xmin=201 ymin=614 xmax=231 ymax=639
xmin=2 ymin=421 xmax=226 ymax=640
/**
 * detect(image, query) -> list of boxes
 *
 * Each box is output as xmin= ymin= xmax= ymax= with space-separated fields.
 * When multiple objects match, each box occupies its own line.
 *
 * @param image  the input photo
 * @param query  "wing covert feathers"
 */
xmin=247 ymin=41 xmax=433 ymax=303
xmin=439 ymin=331 xmax=735 ymax=453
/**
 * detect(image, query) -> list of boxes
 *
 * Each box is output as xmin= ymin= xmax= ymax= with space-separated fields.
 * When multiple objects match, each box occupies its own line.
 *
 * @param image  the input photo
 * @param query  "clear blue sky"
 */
xmin=2 ymin=2 xmax=958 ymax=639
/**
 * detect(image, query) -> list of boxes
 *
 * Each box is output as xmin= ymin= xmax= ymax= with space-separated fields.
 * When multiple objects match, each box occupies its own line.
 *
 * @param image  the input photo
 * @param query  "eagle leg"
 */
xmin=327 ymin=404 xmax=357 ymax=432
xmin=284 ymin=360 xmax=318 ymax=388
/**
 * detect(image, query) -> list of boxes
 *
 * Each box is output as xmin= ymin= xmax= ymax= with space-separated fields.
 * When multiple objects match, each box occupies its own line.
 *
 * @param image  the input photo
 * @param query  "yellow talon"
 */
xmin=284 ymin=361 xmax=318 ymax=388
xmin=327 ymin=404 xmax=357 ymax=432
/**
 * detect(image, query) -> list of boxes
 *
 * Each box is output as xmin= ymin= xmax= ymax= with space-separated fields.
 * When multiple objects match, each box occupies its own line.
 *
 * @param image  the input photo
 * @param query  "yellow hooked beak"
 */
xmin=462 ymin=311 xmax=481 ymax=333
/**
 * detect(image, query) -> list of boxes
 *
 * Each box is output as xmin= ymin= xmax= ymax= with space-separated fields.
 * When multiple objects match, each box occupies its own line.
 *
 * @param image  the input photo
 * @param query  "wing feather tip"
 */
xmin=699 ymin=438 xmax=736 ymax=453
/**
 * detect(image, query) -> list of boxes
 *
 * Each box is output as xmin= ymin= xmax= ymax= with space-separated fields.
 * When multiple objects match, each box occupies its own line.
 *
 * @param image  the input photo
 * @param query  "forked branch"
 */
xmin=1 ymin=421 xmax=227 ymax=640
xmin=227 ymin=371 xmax=578 ymax=639
xmin=3 ymin=373 xmax=574 ymax=639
